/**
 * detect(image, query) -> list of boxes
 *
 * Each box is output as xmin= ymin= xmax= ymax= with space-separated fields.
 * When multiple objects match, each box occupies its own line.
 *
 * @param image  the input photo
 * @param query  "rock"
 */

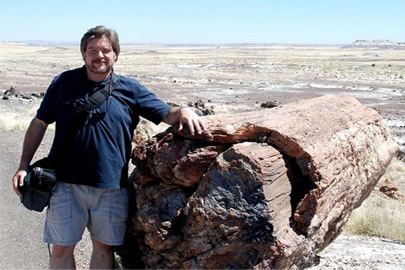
xmin=260 ymin=100 xmax=280 ymax=109
xmin=2 ymin=86 xmax=18 ymax=99
xmin=2 ymin=86 xmax=43 ymax=101
xmin=133 ymin=118 xmax=170 ymax=145
xmin=398 ymin=150 xmax=405 ymax=161
xmin=377 ymin=179 xmax=405 ymax=200
xmin=187 ymin=99 xmax=215 ymax=115
xmin=1 ymin=86 xmax=47 ymax=101
xmin=120 ymin=95 xmax=399 ymax=269
xmin=31 ymin=92 xmax=43 ymax=98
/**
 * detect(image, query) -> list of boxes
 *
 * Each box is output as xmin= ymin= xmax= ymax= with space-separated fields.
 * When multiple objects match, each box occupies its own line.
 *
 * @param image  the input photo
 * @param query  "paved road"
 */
xmin=0 ymin=128 xmax=51 ymax=269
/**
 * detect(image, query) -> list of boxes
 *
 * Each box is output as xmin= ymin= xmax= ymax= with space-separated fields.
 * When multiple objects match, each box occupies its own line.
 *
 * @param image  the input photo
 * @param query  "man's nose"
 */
xmin=95 ymin=51 xmax=104 ymax=58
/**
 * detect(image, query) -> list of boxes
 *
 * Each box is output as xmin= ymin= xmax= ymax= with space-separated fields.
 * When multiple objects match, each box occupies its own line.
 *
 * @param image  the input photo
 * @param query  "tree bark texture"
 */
xmin=121 ymin=95 xmax=399 ymax=269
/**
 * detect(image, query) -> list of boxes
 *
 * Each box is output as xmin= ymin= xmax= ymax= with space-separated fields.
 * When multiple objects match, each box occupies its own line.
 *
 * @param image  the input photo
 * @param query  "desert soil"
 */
xmin=0 ymin=42 xmax=404 ymax=269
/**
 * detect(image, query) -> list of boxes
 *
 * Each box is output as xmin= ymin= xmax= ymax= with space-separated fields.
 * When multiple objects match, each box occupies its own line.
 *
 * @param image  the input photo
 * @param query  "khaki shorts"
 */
xmin=44 ymin=182 xmax=128 ymax=246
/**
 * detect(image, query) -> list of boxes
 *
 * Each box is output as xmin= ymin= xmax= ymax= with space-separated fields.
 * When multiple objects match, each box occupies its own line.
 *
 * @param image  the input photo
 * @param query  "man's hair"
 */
xmin=80 ymin=25 xmax=120 ymax=59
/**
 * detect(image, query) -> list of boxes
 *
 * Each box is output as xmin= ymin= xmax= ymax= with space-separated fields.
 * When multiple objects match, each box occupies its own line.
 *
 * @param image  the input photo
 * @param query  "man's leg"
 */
xmin=87 ymin=187 xmax=128 ymax=269
xmin=49 ymin=244 xmax=76 ymax=269
xmin=90 ymin=238 xmax=113 ymax=269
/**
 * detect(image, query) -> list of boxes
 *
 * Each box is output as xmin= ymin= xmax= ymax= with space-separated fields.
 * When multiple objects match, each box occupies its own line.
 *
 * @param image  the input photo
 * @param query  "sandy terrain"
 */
xmin=0 ymin=42 xmax=404 ymax=269
xmin=1 ymin=42 xmax=404 ymax=150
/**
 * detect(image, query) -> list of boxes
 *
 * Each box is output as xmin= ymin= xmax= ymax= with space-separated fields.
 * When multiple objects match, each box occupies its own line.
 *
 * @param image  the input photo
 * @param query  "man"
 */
xmin=12 ymin=25 xmax=206 ymax=269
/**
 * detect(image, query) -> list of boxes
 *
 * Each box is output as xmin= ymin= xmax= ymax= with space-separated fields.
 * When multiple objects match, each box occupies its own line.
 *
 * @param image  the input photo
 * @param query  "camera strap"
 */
xmin=47 ymin=72 xmax=119 ymax=168
xmin=81 ymin=72 xmax=118 ymax=113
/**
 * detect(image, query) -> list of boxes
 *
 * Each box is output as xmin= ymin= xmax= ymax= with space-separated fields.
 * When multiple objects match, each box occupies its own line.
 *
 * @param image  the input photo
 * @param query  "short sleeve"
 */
xmin=135 ymin=82 xmax=171 ymax=124
xmin=36 ymin=74 xmax=63 ymax=124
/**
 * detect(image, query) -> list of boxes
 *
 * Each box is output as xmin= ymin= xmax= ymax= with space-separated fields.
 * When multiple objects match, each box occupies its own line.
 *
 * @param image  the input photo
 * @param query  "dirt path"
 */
xmin=310 ymin=234 xmax=405 ymax=269
xmin=0 ymin=128 xmax=50 ymax=269
xmin=0 ymin=117 xmax=91 ymax=269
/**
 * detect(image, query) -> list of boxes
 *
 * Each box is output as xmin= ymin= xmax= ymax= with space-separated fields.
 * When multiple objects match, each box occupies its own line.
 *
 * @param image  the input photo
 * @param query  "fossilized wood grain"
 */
xmin=122 ymin=95 xmax=399 ymax=269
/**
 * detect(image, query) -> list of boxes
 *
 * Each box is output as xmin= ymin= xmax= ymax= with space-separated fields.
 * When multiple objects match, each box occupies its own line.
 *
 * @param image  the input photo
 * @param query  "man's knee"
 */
xmin=52 ymin=244 xmax=75 ymax=259
xmin=90 ymin=238 xmax=114 ymax=268
xmin=92 ymin=238 xmax=112 ymax=254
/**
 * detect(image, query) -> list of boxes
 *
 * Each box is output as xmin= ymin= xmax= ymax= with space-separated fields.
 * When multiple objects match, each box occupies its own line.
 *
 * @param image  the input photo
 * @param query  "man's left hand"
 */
xmin=178 ymin=107 xmax=207 ymax=136
xmin=163 ymin=107 xmax=207 ymax=136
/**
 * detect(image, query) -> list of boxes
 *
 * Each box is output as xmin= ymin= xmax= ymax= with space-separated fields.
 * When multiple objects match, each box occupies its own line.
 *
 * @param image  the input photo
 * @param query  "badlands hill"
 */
xmin=348 ymin=39 xmax=405 ymax=48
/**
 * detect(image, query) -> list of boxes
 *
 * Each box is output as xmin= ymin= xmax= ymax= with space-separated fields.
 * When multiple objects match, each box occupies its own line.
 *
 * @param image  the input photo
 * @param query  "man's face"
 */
xmin=83 ymin=35 xmax=116 ymax=76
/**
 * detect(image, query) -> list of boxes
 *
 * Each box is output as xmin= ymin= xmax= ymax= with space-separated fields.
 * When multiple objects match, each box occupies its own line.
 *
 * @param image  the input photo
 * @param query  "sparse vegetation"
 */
xmin=0 ymin=103 xmax=55 ymax=131
xmin=0 ymin=105 xmax=37 ymax=131
xmin=344 ymin=158 xmax=405 ymax=242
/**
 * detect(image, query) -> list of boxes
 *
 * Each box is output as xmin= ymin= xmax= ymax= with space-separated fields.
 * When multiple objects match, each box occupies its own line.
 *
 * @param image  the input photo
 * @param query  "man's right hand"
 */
xmin=12 ymin=169 xmax=28 ymax=196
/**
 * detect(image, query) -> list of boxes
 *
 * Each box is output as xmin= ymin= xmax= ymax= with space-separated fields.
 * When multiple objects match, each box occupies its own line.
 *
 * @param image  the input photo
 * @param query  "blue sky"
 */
xmin=0 ymin=0 xmax=403 ymax=44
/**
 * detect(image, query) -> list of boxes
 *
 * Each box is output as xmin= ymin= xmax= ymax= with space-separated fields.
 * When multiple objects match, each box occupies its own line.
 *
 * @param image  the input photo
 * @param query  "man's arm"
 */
xmin=12 ymin=117 xmax=48 ymax=196
xmin=162 ymin=107 xmax=206 ymax=136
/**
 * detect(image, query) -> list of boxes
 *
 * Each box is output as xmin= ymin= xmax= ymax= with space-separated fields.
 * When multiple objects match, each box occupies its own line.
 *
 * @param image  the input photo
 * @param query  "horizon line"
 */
xmin=2 ymin=39 xmax=405 ymax=47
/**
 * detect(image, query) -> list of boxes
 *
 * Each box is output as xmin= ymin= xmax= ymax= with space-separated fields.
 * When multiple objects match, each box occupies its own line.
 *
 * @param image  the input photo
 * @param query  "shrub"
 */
xmin=344 ymin=158 xmax=405 ymax=242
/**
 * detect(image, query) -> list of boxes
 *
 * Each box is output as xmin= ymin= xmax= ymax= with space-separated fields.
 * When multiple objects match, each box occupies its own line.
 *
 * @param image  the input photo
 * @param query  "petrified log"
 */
xmin=121 ymin=95 xmax=399 ymax=269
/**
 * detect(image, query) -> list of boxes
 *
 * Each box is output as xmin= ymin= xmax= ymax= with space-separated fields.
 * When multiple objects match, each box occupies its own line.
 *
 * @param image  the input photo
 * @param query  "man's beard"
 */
xmin=87 ymin=60 xmax=113 ymax=74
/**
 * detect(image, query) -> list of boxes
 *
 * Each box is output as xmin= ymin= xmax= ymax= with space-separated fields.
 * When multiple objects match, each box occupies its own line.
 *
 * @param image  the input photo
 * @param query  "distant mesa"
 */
xmin=353 ymin=39 xmax=397 ymax=46
xmin=348 ymin=39 xmax=405 ymax=48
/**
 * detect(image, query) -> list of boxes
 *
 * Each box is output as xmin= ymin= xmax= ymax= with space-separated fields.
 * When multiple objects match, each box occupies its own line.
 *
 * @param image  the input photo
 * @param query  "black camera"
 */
xmin=26 ymin=167 xmax=56 ymax=192
xmin=18 ymin=167 xmax=56 ymax=212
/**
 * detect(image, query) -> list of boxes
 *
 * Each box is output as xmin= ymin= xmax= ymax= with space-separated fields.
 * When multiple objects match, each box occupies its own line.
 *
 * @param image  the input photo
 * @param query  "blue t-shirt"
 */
xmin=37 ymin=66 xmax=171 ymax=189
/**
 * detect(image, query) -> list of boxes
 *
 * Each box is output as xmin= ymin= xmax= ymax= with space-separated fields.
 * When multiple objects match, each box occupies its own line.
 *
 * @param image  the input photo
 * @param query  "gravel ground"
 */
xmin=0 ymin=127 xmax=51 ymax=269
xmin=0 ymin=101 xmax=92 ymax=269
xmin=309 ymin=234 xmax=405 ymax=269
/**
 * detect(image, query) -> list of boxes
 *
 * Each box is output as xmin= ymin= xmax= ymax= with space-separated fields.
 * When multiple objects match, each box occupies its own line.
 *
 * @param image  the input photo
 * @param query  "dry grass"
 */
xmin=0 ymin=102 xmax=55 ymax=131
xmin=384 ymin=158 xmax=405 ymax=191
xmin=344 ymin=196 xmax=405 ymax=242
xmin=344 ymin=158 xmax=405 ymax=242
xmin=0 ymin=105 xmax=37 ymax=131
